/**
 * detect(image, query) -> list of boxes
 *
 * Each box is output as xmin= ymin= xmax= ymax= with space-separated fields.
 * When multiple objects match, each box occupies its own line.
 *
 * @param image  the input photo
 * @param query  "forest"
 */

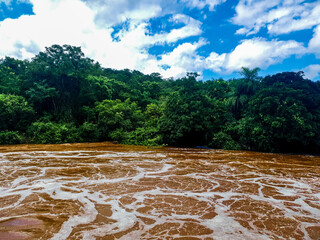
xmin=1 ymin=44 xmax=320 ymax=154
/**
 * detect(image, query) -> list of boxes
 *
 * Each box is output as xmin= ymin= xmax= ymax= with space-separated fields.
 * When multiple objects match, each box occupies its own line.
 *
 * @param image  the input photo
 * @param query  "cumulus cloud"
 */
xmin=80 ymin=0 xmax=168 ymax=27
xmin=156 ymin=39 xmax=207 ymax=78
xmin=224 ymin=38 xmax=306 ymax=71
xmin=145 ymin=37 xmax=307 ymax=77
xmin=0 ymin=0 xmax=206 ymax=77
xmin=0 ymin=0 xmax=31 ymax=4
xmin=181 ymin=0 xmax=226 ymax=11
xmin=302 ymin=64 xmax=320 ymax=80
xmin=80 ymin=0 xmax=226 ymax=27
xmin=233 ymin=0 xmax=320 ymax=35
xmin=0 ymin=0 xmax=99 ymax=58
xmin=0 ymin=0 xmax=315 ymax=79
xmin=115 ymin=14 xmax=202 ymax=48
xmin=205 ymin=52 xmax=226 ymax=72
xmin=309 ymin=25 xmax=320 ymax=57
xmin=204 ymin=38 xmax=306 ymax=73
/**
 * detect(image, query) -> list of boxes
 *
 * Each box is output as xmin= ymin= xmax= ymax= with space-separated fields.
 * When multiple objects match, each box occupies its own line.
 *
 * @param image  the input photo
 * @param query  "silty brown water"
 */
xmin=0 ymin=142 xmax=319 ymax=240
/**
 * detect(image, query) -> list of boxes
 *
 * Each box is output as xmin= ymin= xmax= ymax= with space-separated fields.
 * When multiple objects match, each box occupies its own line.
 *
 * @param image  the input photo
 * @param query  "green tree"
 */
xmin=26 ymin=44 xmax=99 ymax=119
xmin=239 ymin=67 xmax=261 ymax=81
xmin=239 ymin=84 xmax=316 ymax=152
xmin=159 ymin=74 xmax=227 ymax=146
xmin=228 ymin=68 xmax=260 ymax=119
xmin=0 ymin=94 xmax=34 ymax=131
xmin=27 ymin=121 xmax=80 ymax=144
xmin=95 ymin=99 xmax=143 ymax=141
xmin=0 ymin=131 xmax=22 ymax=145
xmin=0 ymin=65 xmax=22 ymax=95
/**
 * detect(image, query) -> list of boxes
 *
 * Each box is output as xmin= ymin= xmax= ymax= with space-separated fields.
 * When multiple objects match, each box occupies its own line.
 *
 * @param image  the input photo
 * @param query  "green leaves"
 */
xmin=159 ymin=81 xmax=228 ymax=146
xmin=239 ymin=67 xmax=261 ymax=81
xmin=95 ymin=99 xmax=143 ymax=140
xmin=1 ymin=45 xmax=320 ymax=153
xmin=239 ymin=79 xmax=318 ymax=152
xmin=27 ymin=121 xmax=81 ymax=144
xmin=0 ymin=131 xmax=22 ymax=145
xmin=0 ymin=65 xmax=22 ymax=95
xmin=0 ymin=94 xmax=34 ymax=132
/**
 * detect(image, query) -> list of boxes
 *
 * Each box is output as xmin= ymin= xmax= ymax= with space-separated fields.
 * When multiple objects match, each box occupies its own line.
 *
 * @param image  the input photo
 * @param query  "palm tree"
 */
xmin=229 ymin=67 xmax=261 ymax=119
xmin=239 ymin=67 xmax=261 ymax=81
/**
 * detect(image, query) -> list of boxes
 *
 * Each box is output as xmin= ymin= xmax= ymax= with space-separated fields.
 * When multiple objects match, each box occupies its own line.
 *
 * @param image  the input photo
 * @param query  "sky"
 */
xmin=0 ymin=0 xmax=320 ymax=80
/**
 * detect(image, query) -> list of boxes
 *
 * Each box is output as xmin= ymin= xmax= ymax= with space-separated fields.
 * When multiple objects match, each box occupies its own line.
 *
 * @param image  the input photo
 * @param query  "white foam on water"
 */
xmin=50 ymin=195 xmax=98 ymax=240
xmin=1 ymin=148 xmax=319 ymax=239
xmin=205 ymin=213 xmax=271 ymax=240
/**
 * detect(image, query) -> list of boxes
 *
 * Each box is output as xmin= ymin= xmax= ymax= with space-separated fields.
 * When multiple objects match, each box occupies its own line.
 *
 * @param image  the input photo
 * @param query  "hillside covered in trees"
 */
xmin=1 ymin=44 xmax=320 ymax=154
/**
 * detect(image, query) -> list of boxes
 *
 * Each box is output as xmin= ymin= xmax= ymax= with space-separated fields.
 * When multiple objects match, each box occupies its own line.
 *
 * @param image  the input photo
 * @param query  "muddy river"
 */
xmin=0 ymin=142 xmax=319 ymax=239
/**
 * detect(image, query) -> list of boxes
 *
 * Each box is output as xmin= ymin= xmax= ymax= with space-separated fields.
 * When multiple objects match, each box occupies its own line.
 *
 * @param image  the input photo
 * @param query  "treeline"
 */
xmin=1 ymin=44 xmax=320 ymax=153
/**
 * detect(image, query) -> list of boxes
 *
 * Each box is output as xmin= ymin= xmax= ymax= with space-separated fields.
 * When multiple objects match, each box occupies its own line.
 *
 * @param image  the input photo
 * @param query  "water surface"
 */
xmin=0 ymin=142 xmax=319 ymax=239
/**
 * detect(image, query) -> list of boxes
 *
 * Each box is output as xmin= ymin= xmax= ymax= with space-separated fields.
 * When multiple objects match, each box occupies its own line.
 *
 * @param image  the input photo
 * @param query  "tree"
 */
xmin=26 ymin=44 xmax=99 ymax=118
xmin=25 ymin=81 xmax=58 ymax=113
xmin=239 ymin=67 xmax=261 ymax=81
xmin=159 ymin=73 xmax=227 ymax=146
xmin=239 ymin=82 xmax=316 ymax=152
xmin=228 ymin=68 xmax=260 ymax=119
xmin=95 ymin=99 xmax=143 ymax=141
xmin=0 ymin=94 xmax=34 ymax=131
xmin=0 ymin=65 xmax=22 ymax=95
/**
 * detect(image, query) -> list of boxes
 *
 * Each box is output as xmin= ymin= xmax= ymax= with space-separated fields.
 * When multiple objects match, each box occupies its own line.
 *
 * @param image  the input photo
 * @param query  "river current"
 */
xmin=0 ymin=142 xmax=319 ymax=240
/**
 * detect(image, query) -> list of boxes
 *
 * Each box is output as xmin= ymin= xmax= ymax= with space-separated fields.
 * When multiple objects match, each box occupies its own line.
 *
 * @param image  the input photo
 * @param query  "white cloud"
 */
xmin=205 ymin=52 xmax=226 ymax=72
xmin=0 ymin=0 xmax=205 ymax=78
xmin=232 ymin=0 xmax=320 ymax=35
xmin=268 ymin=4 xmax=320 ymax=35
xmin=302 ymin=64 xmax=320 ymax=80
xmin=181 ymin=0 xmax=226 ymax=11
xmin=112 ymin=14 xmax=202 ymax=48
xmin=204 ymin=38 xmax=306 ymax=73
xmin=147 ymin=37 xmax=307 ymax=77
xmin=309 ymin=25 xmax=320 ymax=57
xmin=0 ymin=0 xmax=314 ymax=79
xmin=0 ymin=0 xmax=31 ymax=5
xmin=225 ymin=38 xmax=306 ymax=71
xmin=80 ymin=0 xmax=167 ymax=27
xmin=159 ymin=39 xmax=207 ymax=77
xmin=0 ymin=0 xmax=99 ymax=58
xmin=164 ymin=14 xmax=202 ymax=42
xmin=80 ymin=0 xmax=226 ymax=27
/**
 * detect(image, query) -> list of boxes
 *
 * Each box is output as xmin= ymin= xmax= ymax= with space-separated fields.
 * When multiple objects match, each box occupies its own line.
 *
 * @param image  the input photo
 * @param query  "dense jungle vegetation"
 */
xmin=1 ymin=44 xmax=320 ymax=153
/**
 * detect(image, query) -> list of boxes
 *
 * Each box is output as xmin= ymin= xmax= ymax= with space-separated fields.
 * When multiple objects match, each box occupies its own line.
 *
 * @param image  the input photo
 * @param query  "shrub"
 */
xmin=210 ymin=132 xmax=241 ymax=150
xmin=0 ymin=131 xmax=22 ymax=144
xmin=123 ymin=127 xmax=161 ymax=146
xmin=79 ymin=122 xmax=99 ymax=142
xmin=0 ymin=94 xmax=34 ymax=131
xmin=27 ymin=121 xmax=80 ymax=144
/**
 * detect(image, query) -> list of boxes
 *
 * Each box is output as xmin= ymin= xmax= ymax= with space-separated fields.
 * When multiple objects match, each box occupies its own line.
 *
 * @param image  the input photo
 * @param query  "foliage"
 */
xmin=210 ymin=132 xmax=241 ymax=150
xmin=0 ymin=65 xmax=22 ymax=95
xmin=1 ymin=44 xmax=320 ymax=154
xmin=79 ymin=122 xmax=99 ymax=142
xmin=159 ymin=76 xmax=227 ymax=146
xmin=95 ymin=99 xmax=143 ymax=141
xmin=239 ymin=67 xmax=261 ymax=81
xmin=27 ymin=121 xmax=80 ymax=144
xmin=123 ymin=127 xmax=161 ymax=146
xmin=0 ymin=94 xmax=34 ymax=131
xmin=0 ymin=131 xmax=23 ymax=145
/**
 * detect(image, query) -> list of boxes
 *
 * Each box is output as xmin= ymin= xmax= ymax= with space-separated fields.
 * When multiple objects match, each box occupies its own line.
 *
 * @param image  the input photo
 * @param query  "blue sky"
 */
xmin=0 ymin=0 xmax=320 ymax=80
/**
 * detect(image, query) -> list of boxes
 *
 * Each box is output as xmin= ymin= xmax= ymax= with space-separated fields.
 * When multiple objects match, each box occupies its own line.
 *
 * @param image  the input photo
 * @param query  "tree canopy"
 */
xmin=0 ymin=44 xmax=319 ymax=154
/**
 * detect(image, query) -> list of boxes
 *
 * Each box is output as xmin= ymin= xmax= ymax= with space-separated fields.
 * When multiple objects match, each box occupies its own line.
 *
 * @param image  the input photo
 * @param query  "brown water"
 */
xmin=0 ymin=142 xmax=319 ymax=240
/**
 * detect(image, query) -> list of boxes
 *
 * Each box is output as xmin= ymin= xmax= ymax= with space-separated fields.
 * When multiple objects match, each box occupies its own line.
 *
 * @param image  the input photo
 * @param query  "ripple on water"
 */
xmin=0 ymin=142 xmax=319 ymax=239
